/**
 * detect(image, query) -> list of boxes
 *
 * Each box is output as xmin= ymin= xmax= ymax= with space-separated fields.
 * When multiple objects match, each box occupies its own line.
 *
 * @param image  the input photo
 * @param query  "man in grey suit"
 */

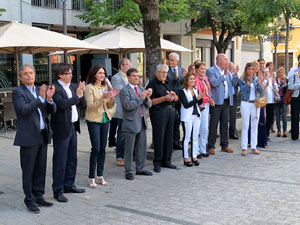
xmin=207 ymin=54 xmax=239 ymax=155
xmin=13 ymin=65 xmax=56 ymax=213
xmin=228 ymin=62 xmax=240 ymax=139
xmin=111 ymin=58 xmax=131 ymax=166
xmin=119 ymin=68 xmax=153 ymax=180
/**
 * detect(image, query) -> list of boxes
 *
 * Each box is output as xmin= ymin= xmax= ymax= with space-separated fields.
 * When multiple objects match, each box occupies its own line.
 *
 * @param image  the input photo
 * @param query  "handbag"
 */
xmin=274 ymin=92 xmax=281 ymax=103
xmin=255 ymin=95 xmax=267 ymax=108
xmin=283 ymin=74 xmax=296 ymax=104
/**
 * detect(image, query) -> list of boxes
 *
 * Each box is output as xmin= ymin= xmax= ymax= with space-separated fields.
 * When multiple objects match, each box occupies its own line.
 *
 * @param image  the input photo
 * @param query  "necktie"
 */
xmin=134 ymin=86 xmax=144 ymax=116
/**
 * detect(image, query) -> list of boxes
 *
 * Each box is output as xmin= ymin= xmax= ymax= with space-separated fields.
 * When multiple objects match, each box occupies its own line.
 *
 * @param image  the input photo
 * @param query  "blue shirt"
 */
xmin=25 ymin=85 xmax=45 ymax=130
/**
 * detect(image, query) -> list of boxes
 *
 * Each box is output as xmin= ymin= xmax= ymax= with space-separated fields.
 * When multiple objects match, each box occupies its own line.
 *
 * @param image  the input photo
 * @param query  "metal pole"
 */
xmin=48 ymin=25 xmax=52 ymax=85
xmin=274 ymin=30 xmax=278 ymax=71
xmin=62 ymin=0 xmax=68 ymax=63
xmin=285 ymin=20 xmax=290 ymax=74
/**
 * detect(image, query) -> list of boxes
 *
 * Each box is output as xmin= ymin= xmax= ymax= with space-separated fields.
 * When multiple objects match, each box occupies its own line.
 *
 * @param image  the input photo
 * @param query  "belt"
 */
xmin=242 ymin=100 xmax=255 ymax=103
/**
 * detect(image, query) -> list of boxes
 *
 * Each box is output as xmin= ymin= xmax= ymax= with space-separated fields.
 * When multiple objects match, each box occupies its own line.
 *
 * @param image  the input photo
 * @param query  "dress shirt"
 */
xmin=121 ymin=71 xmax=128 ymax=85
xmin=216 ymin=65 xmax=228 ymax=99
xmin=129 ymin=83 xmax=144 ymax=116
xmin=265 ymin=78 xmax=274 ymax=104
xmin=25 ymin=85 xmax=45 ymax=130
xmin=58 ymin=80 xmax=78 ymax=122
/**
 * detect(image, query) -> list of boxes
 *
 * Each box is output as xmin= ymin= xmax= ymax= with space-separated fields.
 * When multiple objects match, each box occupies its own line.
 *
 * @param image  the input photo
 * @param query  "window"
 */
xmin=31 ymin=0 xmax=57 ymax=8
xmin=72 ymin=0 xmax=84 ymax=10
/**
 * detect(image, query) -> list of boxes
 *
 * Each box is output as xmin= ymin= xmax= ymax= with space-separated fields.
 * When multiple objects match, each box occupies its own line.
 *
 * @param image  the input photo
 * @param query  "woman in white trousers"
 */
xmin=239 ymin=63 xmax=263 ymax=156
xmin=194 ymin=61 xmax=215 ymax=158
xmin=179 ymin=73 xmax=204 ymax=167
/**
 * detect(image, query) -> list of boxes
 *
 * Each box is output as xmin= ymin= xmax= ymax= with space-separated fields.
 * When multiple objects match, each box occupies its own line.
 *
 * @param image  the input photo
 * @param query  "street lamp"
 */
xmin=280 ymin=24 xmax=295 ymax=74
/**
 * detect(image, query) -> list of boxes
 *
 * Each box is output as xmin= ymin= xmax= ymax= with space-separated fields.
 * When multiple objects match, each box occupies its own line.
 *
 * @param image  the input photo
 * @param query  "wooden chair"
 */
xmin=0 ymin=97 xmax=17 ymax=134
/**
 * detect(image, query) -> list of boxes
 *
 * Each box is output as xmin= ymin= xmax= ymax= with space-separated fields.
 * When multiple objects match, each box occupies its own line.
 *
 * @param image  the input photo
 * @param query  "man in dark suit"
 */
xmin=228 ymin=62 xmax=240 ymax=139
xmin=119 ymin=68 xmax=153 ymax=180
xmin=13 ymin=65 xmax=56 ymax=213
xmin=51 ymin=63 xmax=86 ymax=203
xmin=167 ymin=52 xmax=187 ymax=150
xmin=206 ymin=54 xmax=239 ymax=155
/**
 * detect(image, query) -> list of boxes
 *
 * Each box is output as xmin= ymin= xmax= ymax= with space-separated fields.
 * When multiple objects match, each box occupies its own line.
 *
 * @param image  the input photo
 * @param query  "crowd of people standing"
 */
xmin=12 ymin=52 xmax=300 ymax=213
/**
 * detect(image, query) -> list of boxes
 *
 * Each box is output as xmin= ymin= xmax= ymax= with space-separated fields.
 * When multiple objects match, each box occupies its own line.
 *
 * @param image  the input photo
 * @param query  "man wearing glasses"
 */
xmin=51 ymin=63 xmax=86 ymax=203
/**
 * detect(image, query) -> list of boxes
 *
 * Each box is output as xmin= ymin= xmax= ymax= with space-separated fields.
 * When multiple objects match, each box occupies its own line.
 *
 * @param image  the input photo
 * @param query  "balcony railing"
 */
xmin=72 ymin=0 xmax=84 ymax=10
xmin=32 ymin=0 xmax=58 ymax=8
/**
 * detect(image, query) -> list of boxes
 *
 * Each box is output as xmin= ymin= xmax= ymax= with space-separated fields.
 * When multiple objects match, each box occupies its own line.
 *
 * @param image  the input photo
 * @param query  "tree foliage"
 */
xmin=0 ymin=8 xmax=6 ymax=17
xmin=189 ymin=0 xmax=277 ymax=53
xmin=77 ymin=0 xmax=191 ymax=30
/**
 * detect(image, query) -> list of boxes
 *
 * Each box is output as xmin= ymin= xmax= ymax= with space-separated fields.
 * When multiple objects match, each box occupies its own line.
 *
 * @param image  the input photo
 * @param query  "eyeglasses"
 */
xmin=63 ymin=72 xmax=72 ymax=75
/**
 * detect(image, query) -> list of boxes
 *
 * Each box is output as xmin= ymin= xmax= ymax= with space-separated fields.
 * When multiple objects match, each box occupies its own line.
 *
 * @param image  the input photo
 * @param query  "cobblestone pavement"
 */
xmin=1 ymin=119 xmax=300 ymax=225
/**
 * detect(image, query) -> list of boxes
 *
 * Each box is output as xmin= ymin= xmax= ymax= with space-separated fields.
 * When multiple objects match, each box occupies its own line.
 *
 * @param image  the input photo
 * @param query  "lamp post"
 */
xmin=260 ymin=29 xmax=286 ymax=71
xmin=280 ymin=24 xmax=295 ymax=74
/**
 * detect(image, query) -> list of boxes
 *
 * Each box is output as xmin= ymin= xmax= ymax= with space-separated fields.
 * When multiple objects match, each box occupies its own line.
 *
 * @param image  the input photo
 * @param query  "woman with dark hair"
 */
xmin=188 ymin=64 xmax=196 ymax=76
xmin=275 ymin=67 xmax=288 ymax=137
xmin=179 ymin=73 xmax=204 ymax=166
xmin=194 ymin=61 xmax=214 ymax=158
xmin=239 ymin=63 xmax=263 ymax=156
xmin=85 ymin=64 xmax=116 ymax=188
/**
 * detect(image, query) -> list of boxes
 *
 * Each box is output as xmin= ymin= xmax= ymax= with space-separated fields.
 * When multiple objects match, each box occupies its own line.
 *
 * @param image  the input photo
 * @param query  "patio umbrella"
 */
xmin=51 ymin=26 xmax=192 ymax=56
xmin=0 ymin=21 xmax=107 ymax=85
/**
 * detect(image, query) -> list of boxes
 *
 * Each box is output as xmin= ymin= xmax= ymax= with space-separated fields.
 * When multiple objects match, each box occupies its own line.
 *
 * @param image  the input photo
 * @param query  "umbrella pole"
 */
xmin=16 ymin=52 xmax=20 ymax=87
xmin=48 ymin=53 xmax=52 ymax=85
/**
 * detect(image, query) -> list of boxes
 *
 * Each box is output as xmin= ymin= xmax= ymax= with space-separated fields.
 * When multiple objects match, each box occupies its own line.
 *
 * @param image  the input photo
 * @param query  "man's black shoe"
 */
xmin=108 ymin=142 xmax=116 ymax=148
xmin=54 ymin=192 xmax=68 ymax=202
xmin=161 ymin=164 xmax=177 ymax=169
xmin=173 ymin=143 xmax=183 ymax=150
xmin=136 ymin=169 xmax=153 ymax=176
xmin=125 ymin=173 xmax=134 ymax=180
xmin=64 ymin=186 xmax=85 ymax=193
xmin=154 ymin=165 xmax=161 ymax=173
xmin=229 ymin=135 xmax=239 ymax=140
xmin=25 ymin=203 xmax=40 ymax=214
xmin=36 ymin=197 xmax=53 ymax=207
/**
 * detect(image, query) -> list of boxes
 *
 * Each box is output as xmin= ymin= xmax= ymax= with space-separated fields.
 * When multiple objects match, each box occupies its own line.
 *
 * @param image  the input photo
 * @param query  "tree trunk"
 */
xmin=135 ymin=0 xmax=161 ymax=81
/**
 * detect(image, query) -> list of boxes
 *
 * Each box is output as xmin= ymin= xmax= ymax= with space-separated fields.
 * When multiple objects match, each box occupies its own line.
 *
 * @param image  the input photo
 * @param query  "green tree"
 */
xmin=272 ymin=0 xmax=300 ymax=72
xmin=77 ymin=0 xmax=191 ymax=80
xmin=189 ymin=0 xmax=277 ymax=53
xmin=0 ymin=8 xmax=6 ymax=16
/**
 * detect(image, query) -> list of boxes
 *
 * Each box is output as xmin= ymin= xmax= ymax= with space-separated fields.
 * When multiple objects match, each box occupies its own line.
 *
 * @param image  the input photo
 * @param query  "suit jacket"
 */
xmin=206 ymin=65 xmax=238 ymax=106
xmin=167 ymin=66 xmax=185 ymax=94
xmin=13 ymin=84 xmax=57 ymax=147
xmin=119 ymin=84 xmax=152 ymax=134
xmin=111 ymin=71 xmax=128 ymax=119
xmin=50 ymin=80 xmax=84 ymax=140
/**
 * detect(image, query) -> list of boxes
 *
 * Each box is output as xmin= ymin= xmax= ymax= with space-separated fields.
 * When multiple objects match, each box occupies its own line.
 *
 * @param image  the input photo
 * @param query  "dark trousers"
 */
xmin=52 ymin=125 xmax=77 ymax=193
xmin=207 ymin=99 xmax=230 ymax=149
xmin=115 ymin=118 xmax=125 ymax=159
xmin=173 ymin=102 xmax=181 ymax=145
xmin=291 ymin=98 xmax=300 ymax=140
xmin=20 ymin=131 xmax=47 ymax=205
xmin=87 ymin=121 xmax=109 ymax=178
xmin=108 ymin=118 xmax=118 ymax=145
xmin=229 ymin=94 xmax=238 ymax=136
xmin=150 ymin=106 xmax=175 ymax=166
xmin=266 ymin=103 xmax=275 ymax=137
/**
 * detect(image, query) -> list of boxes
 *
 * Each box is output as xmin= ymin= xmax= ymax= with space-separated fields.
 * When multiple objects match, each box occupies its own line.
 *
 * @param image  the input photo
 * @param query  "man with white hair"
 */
xmin=147 ymin=64 xmax=178 ymax=173
xmin=167 ymin=52 xmax=187 ymax=150
xmin=206 ymin=54 xmax=238 ymax=155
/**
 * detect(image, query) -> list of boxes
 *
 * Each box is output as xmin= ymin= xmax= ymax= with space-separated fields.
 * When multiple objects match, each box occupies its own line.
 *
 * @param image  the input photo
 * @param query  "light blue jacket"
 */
xmin=239 ymin=76 xmax=263 ymax=101
xmin=206 ymin=65 xmax=238 ymax=106
xmin=288 ymin=73 xmax=300 ymax=98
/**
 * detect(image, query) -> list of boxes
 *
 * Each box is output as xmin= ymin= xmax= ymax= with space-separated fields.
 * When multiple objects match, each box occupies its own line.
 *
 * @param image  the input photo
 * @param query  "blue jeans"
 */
xmin=115 ymin=118 xmax=125 ymax=160
xmin=87 ymin=122 xmax=109 ymax=178
xmin=275 ymin=103 xmax=287 ymax=132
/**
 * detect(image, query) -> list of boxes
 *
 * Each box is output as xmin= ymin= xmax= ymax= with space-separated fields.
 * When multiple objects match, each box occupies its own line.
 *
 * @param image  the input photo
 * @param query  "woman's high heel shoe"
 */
xmin=184 ymin=160 xmax=193 ymax=167
xmin=89 ymin=179 xmax=97 ymax=189
xmin=192 ymin=159 xmax=200 ymax=166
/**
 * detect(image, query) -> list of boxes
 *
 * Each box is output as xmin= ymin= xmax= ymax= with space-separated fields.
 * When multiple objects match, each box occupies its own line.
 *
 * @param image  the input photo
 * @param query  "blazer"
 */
xmin=84 ymin=84 xmax=116 ymax=122
xmin=50 ymin=80 xmax=84 ymax=140
xmin=167 ymin=66 xmax=185 ymax=94
xmin=206 ymin=65 xmax=238 ymax=106
xmin=111 ymin=71 xmax=128 ymax=119
xmin=179 ymin=88 xmax=202 ymax=122
xmin=13 ymin=84 xmax=57 ymax=147
xmin=119 ymin=84 xmax=152 ymax=134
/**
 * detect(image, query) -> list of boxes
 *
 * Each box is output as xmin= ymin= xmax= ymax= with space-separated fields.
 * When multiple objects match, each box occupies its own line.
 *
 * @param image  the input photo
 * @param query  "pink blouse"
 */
xmin=195 ymin=75 xmax=210 ymax=105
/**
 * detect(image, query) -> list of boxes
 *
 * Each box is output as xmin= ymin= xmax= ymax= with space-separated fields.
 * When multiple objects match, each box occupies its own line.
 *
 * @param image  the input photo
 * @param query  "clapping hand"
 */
xmin=46 ymin=85 xmax=55 ymax=101
xmin=76 ymin=81 xmax=85 ymax=98
xmin=234 ymin=65 xmax=239 ymax=75
xmin=39 ymin=84 xmax=47 ymax=100
xmin=197 ymin=92 xmax=205 ymax=100
xmin=145 ymin=88 xmax=152 ymax=99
